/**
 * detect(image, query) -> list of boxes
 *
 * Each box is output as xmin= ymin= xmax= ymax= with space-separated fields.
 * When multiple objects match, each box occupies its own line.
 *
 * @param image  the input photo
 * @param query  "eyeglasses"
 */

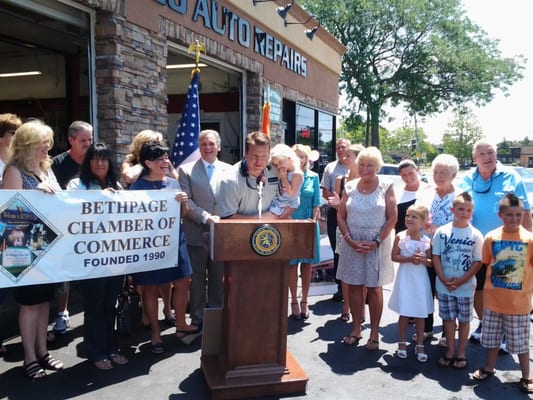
xmin=472 ymin=171 xmax=493 ymax=194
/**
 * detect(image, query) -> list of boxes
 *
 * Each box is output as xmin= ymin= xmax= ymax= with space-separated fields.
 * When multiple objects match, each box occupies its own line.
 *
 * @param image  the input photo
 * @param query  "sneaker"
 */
xmin=412 ymin=331 xmax=433 ymax=342
xmin=499 ymin=336 xmax=508 ymax=354
xmin=469 ymin=323 xmax=482 ymax=343
xmin=53 ymin=311 xmax=70 ymax=335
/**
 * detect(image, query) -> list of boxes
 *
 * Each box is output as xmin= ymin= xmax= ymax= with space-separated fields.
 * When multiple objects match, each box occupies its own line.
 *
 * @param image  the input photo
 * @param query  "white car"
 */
xmin=512 ymin=166 xmax=533 ymax=205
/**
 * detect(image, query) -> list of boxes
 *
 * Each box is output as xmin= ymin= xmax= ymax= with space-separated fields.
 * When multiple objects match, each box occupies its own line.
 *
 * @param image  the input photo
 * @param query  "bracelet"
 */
xmin=343 ymin=232 xmax=351 ymax=240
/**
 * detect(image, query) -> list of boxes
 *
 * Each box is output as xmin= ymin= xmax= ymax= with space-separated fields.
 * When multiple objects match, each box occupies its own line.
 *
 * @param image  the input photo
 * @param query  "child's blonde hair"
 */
xmin=406 ymin=204 xmax=429 ymax=222
xmin=270 ymin=143 xmax=301 ymax=172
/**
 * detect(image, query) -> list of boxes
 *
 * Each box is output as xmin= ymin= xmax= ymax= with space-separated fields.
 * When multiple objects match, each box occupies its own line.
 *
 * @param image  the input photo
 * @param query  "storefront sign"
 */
xmin=155 ymin=0 xmax=308 ymax=77
xmin=0 ymin=190 xmax=181 ymax=288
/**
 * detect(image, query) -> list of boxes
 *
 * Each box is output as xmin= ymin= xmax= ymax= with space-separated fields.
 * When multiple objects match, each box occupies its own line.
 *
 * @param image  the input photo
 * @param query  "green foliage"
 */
xmin=299 ymin=0 xmax=525 ymax=148
xmin=441 ymin=107 xmax=483 ymax=166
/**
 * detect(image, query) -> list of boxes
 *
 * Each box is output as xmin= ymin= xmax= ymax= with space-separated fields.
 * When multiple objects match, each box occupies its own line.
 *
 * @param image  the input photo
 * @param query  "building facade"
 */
xmin=0 ymin=0 xmax=345 ymax=166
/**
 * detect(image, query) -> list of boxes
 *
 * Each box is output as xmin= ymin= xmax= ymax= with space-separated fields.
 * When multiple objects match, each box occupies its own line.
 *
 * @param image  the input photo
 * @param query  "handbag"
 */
xmin=116 ymin=277 xmax=142 ymax=336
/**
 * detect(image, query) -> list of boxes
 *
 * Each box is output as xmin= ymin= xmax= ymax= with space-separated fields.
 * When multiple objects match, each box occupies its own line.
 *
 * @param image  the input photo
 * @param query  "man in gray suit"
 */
xmin=178 ymin=130 xmax=232 ymax=327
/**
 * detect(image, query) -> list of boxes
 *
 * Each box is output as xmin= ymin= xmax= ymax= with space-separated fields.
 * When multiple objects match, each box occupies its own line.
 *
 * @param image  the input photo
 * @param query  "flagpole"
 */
xmin=170 ymin=40 xmax=206 ymax=169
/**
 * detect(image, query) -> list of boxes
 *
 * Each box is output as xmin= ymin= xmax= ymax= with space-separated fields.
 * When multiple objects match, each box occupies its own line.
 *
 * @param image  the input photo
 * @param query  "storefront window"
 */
xmin=295 ymin=104 xmax=315 ymax=147
xmin=291 ymin=103 xmax=336 ymax=176
xmin=318 ymin=112 xmax=333 ymax=167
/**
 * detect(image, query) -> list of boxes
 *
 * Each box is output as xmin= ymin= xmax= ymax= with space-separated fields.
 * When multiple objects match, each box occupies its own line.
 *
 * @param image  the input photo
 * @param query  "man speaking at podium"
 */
xmin=219 ymin=132 xmax=281 ymax=218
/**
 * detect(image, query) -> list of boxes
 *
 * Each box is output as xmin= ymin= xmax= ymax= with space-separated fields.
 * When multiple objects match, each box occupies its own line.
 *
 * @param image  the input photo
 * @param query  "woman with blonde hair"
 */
xmin=2 ymin=120 xmax=63 ymax=379
xmin=122 ymin=130 xmax=178 ymax=185
xmin=332 ymin=144 xmax=365 ymax=323
xmin=336 ymin=147 xmax=397 ymax=349
xmin=287 ymin=144 xmax=320 ymax=319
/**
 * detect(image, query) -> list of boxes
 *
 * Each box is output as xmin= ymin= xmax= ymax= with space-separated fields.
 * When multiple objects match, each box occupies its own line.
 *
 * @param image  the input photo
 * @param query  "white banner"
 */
xmin=0 ymin=190 xmax=181 ymax=288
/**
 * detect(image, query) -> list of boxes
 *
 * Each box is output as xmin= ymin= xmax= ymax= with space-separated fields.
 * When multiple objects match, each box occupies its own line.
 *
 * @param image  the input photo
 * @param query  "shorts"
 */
xmin=437 ymin=292 xmax=474 ymax=324
xmin=475 ymin=264 xmax=487 ymax=291
xmin=13 ymin=284 xmax=55 ymax=305
xmin=481 ymin=309 xmax=530 ymax=354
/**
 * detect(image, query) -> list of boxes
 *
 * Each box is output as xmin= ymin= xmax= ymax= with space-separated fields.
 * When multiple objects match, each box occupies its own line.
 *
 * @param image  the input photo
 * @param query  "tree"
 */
xmin=299 ymin=0 xmax=525 ymax=148
xmin=441 ymin=107 xmax=483 ymax=166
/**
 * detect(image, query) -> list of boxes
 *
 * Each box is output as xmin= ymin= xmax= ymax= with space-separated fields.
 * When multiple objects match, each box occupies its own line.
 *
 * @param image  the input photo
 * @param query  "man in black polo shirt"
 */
xmin=51 ymin=120 xmax=93 ymax=335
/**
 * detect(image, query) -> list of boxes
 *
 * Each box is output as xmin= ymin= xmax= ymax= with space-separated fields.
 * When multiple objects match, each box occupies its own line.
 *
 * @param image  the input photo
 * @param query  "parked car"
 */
xmin=512 ymin=166 xmax=533 ymax=205
xmin=378 ymin=163 xmax=428 ymax=190
xmin=378 ymin=163 xmax=404 ymax=190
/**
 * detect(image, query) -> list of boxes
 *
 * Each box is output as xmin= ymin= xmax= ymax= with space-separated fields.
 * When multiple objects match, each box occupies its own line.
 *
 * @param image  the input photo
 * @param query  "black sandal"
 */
xmin=24 ymin=361 xmax=46 ymax=380
xmin=38 ymin=353 xmax=64 ymax=371
xmin=520 ymin=378 xmax=533 ymax=393
xmin=437 ymin=355 xmax=454 ymax=368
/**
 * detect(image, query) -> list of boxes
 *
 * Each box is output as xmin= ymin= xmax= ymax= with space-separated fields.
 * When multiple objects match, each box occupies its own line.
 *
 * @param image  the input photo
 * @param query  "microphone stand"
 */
xmin=257 ymin=175 xmax=264 ymax=220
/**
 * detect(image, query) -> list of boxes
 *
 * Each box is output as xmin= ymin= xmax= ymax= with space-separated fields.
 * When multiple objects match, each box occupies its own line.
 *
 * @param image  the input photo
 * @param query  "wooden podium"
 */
xmin=201 ymin=219 xmax=315 ymax=399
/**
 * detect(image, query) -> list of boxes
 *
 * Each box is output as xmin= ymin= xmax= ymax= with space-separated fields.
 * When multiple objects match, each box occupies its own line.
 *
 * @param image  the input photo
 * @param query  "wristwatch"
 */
xmin=373 ymin=235 xmax=382 ymax=247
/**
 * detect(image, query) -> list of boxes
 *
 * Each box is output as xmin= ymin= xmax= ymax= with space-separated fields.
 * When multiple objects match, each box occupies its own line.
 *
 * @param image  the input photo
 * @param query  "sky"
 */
xmin=381 ymin=0 xmax=533 ymax=144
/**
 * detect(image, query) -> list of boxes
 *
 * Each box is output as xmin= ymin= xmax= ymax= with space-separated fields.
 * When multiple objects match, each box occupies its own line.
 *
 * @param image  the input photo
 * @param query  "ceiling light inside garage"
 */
xmin=167 ymin=63 xmax=207 ymax=70
xmin=0 ymin=71 xmax=42 ymax=78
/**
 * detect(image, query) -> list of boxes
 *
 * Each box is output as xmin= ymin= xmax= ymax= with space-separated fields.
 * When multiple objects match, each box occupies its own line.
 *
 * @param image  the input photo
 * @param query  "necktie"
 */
xmin=207 ymin=164 xmax=214 ymax=181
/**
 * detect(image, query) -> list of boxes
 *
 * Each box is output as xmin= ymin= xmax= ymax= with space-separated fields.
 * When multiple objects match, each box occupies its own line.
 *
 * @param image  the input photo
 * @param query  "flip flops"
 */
xmin=94 ymin=359 xmax=113 ymax=370
xmin=437 ymin=355 xmax=454 ymax=368
xmin=341 ymin=335 xmax=362 ymax=346
xmin=472 ymin=368 xmax=495 ymax=381
xmin=24 ymin=361 xmax=46 ymax=380
xmin=38 ymin=353 xmax=63 ymax=371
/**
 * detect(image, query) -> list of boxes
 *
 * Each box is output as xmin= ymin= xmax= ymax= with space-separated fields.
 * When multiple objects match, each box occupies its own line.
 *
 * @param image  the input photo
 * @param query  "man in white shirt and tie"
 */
xmin=178 ymin=130 xmax=231 ymax=327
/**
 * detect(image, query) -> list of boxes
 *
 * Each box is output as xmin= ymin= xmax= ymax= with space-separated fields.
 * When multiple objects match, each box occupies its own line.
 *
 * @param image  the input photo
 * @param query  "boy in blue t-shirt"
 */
xmin=432 ymin=192 xmax=483 ymax=369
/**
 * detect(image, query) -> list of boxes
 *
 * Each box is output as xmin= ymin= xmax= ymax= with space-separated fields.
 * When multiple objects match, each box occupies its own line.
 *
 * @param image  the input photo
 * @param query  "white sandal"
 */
xmin=396 ymin=342 xmax=408 ymax=359
xmin=415 ymin=345 xmax=428 ymax=363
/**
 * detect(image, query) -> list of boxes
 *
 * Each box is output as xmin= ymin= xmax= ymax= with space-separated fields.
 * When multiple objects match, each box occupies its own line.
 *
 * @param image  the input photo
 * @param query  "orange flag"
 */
xmin=261 ymin=99 xmax=270 ymax=138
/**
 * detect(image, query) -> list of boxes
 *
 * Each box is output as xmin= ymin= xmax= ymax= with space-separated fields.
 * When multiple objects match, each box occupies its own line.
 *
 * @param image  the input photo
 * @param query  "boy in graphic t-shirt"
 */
xmin=473 ymin=193 xmax=533 ymax=394
xmin=432 ymin=192 xmax=483 ymax=369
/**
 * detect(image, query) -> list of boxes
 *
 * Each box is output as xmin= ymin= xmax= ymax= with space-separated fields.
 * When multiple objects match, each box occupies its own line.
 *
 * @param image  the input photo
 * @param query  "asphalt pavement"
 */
xmin=0 ymin=277 xmax=532 ymax=400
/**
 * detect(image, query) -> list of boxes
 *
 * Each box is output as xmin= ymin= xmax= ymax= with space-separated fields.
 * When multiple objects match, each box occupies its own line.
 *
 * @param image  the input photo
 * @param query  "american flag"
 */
xmin=171 ymin=70 xmax=201 ymax=167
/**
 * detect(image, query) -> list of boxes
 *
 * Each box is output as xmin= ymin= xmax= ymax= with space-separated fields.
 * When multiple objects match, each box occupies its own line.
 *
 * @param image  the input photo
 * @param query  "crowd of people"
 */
xmin=0 ymin=113 xmax=532 ymax=394
xmin=320 ymin=137 xmax=533 ymax=394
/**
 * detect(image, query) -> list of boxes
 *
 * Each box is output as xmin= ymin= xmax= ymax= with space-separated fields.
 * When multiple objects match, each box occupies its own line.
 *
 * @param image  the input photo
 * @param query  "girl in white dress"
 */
xmin=388 ymin=204 xmax=433 ymax=362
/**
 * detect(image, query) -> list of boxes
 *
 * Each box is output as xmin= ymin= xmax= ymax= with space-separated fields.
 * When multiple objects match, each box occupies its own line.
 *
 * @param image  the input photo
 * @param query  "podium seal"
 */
xmin=251 ymin=224 xmax=281 ymax=256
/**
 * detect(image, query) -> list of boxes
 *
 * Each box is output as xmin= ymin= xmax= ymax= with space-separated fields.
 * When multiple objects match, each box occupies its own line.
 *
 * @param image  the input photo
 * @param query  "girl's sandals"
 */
xmin=110 ymin=353 xmax=128 ymax=365
xmin=300 ymin=301 xmax=309 ymax=320
xmin=452 ymin=357 xmax=467 ymax=369
xmin=341 ymin=335 xmax=362 ymax=346
xmin=24 ymin=361 xmax=47 ymax=380
xmin=38 ymin=353 xmax=64 ymax=371
xmin=365 ymin=339 xmax=379 ymax=351
xmin=395 ymin=342 xmax=408 ymax=359
xmin=94 ymin=359 xmax=113 ymax=370
xmin=415 ymin=345 xmax=428 ymax=363
xmin=520 ymin=378 xmax=533 ymax=393
xmin=290 ymin=302 xmax=301 ymax=320
xmin=340 ymin=313 xmax=350 ymax=322
xmin=472 ymin=368 xmax=495 ymax=381
xmin=437 ymin=355 xmax=454 ymax=368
